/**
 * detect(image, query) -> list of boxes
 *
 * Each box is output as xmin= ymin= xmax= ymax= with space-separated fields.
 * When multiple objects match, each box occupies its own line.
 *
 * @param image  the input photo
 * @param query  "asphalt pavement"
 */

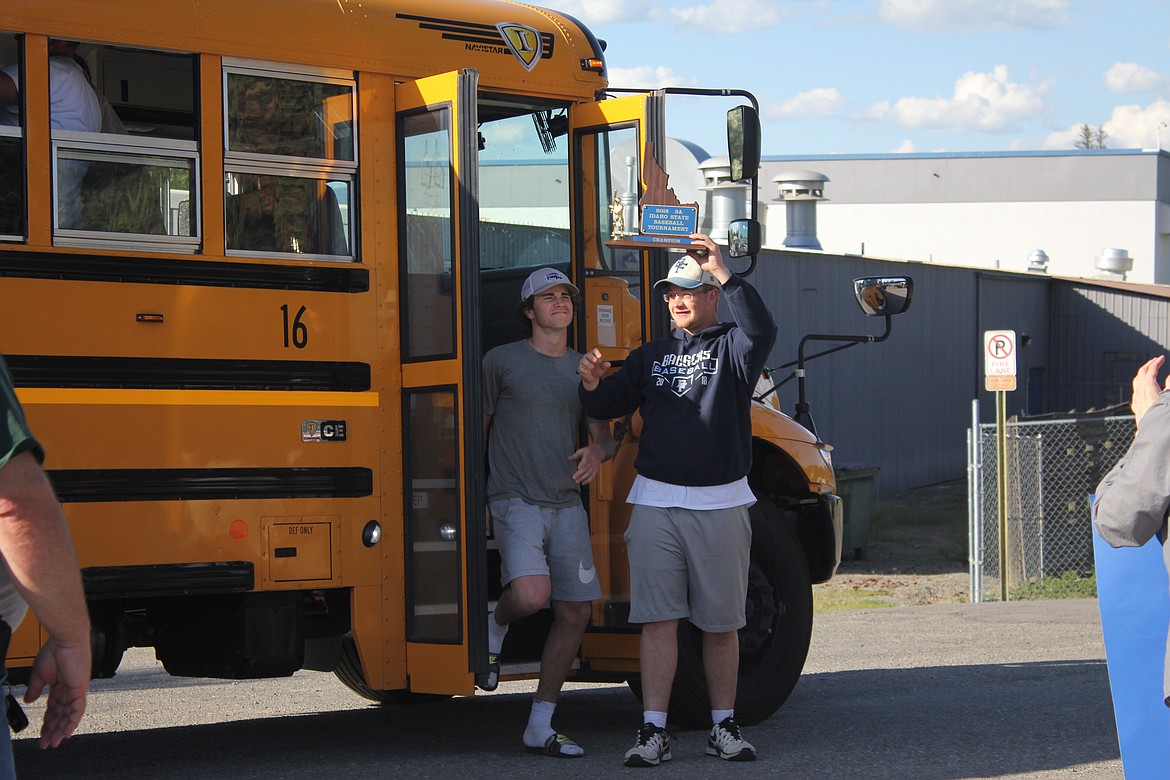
xmin=12 ymin=598 xmax=1122 ymax=779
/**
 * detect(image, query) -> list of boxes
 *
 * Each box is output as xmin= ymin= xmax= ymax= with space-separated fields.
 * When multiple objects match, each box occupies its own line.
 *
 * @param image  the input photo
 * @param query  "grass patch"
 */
xmin=1009 ymin=571 xmax=1098 ymax=601
xmin=813 ymin=587 xmax=898 ymax=612
xmin=864 ymin=481 xmax=969 ymax=566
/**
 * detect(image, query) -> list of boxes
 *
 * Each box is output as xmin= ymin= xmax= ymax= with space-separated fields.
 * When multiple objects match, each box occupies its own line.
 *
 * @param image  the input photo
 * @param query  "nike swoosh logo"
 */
xmin=579 ymin=562 xmax=597 ymax=584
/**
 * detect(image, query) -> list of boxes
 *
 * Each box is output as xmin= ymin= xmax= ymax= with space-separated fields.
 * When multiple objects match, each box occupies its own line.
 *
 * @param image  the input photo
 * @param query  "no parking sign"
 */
xmin=984 ymin=330 xmax=1016 ymax=392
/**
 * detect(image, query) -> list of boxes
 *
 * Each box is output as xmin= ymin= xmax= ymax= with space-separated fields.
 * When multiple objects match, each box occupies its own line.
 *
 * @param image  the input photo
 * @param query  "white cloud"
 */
xmin=879 ymin=0 xmax=1070 ymax=32
xmin=766 ymin=88 xmax=846 ymax=119
xmin=1041 ymin=99 xmax=1170 ymax=150
xmin=1103 ymin=100 xmax=1170 ymax=148
xmin=607 ymin=65 xmax=700 ymax=90
xmin=1104 ymin=62 xmax=1170 ymax=95
xmin=662 ymin=0 xmax=792 ymax=34
xmin=856 ymin=66 xmax=1050 ymax=132
xmin=890 ymin=139 xmax=918 ymax=153
xmin=547 ymin=0 xmax=656 ymax=25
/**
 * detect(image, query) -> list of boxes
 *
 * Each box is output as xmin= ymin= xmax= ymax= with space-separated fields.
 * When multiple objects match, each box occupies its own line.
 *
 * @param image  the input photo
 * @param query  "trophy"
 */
xmin=605 ymin=141 xmax=701 ymax=253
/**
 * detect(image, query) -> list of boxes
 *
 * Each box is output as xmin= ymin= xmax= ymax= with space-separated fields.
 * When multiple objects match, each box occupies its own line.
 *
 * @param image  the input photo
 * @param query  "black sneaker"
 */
xmin=706 ymin=716 xmax=756 ymax=761
xmin=475 ymin=652 xmax=500 ymax=691
xmin=623 ymin=722 xmax=671 ymax=767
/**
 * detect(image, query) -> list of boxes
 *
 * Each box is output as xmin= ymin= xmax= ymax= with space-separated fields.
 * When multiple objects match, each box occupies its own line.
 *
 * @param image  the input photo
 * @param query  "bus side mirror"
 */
xmin=727 ymin=219 xmax=760 ymax=258
xmin=727 ymin=105 xmax=761 ymax=182
xmin=853 ymin=276 xmax=914 ymax=317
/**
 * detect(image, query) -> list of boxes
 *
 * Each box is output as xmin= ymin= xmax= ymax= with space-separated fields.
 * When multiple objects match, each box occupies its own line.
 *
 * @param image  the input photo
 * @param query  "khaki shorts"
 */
xmin=624 ymin=503 xmax=752 ymax=632
xmin=489 ymin=497 xmax=601 ymax=603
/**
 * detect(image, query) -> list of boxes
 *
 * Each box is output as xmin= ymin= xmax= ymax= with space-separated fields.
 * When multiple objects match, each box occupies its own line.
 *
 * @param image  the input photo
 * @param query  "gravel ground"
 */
xmin=816 ymin=480 xmax=974 ymax=608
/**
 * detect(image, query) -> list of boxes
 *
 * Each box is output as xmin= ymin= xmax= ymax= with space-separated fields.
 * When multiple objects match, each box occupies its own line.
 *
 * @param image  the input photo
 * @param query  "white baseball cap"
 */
xmin=652 ymin=256 xmax=722 ymax=294
xmin=521 ymin=267 xmax=579 ymax=301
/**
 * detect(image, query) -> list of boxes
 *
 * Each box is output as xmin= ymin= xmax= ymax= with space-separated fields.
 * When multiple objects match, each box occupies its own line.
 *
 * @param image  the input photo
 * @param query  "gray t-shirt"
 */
xmin=484 ymin=340 xmax=589 ymax=508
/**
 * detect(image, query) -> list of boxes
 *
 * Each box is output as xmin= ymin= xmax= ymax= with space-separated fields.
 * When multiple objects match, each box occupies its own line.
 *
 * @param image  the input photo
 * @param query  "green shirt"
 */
xmin=0 ymin=355 xmax=42 ymax=468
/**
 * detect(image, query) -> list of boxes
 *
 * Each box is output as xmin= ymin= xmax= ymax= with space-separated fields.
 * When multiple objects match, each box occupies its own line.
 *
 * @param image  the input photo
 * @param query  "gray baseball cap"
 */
xmin=521 ymin=267 xmax=579 ymax=300
xmin=653 ymin=256 xmax=722 ymax=294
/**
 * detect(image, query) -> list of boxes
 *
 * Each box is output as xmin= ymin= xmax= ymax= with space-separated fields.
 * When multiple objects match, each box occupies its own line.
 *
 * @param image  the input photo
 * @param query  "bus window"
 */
xmin=404 ymin=388 xmax=462 ymax=643
xmin=52 ymin=42 xmax=198 ymax=249
xmin=0 ymin=32 xmax=21 ymax=239
xmin=60 ymin=142 xmax=196 ymax=239
xmin=478 ymin=102 xmax=571 ymax=351
xmin=225 ymin=171 xmax=350 ymax=256
xmin=226 ymin=72 xmax=353 ymax=161
xmin=574 ymin=122 xmax=645 ymax=361
xmin=399 ymin=107 xmax=455 ymax=360
xmin=223 ymin=61 xmax=356 ymax=260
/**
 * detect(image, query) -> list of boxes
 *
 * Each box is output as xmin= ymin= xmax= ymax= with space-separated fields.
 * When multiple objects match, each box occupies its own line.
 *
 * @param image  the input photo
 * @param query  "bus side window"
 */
xmin=0 ymin=32 xmax=22 ymax=239
xmin=55 ymin=43 xmax=199 ymax=246
xmin=223 ymin=65 xmax=355 ymax=260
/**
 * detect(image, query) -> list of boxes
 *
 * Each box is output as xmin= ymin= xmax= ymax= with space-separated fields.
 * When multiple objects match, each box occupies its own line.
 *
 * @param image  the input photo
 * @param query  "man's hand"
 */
xmin=1131 ymin=355 xmax=1168 ymax=426
xmin=568 ymin=443 xmax=605 ymax=485
xmin=578 ymin=348 xmax=610 ymax=392
xmin=687 ymin=233 xmax=732 ymax=285
xmin=24 ymin=637 xmax=90 ymax=749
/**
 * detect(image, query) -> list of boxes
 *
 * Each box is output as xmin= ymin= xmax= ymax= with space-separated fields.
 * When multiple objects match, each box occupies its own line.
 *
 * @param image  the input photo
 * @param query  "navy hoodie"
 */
xmin=579 ymin=274 xmax=778 ymax=487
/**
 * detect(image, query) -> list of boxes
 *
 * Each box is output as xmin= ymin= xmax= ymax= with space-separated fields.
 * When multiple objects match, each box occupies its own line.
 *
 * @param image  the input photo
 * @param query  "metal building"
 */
xmin=757 ymin=149 xmax=1170 ymax=284
xmin=747 ymin=246 xmax=1170 ymax=494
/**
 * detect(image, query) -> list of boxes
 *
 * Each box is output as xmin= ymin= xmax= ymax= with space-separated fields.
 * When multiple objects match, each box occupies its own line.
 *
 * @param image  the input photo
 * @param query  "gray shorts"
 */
xmin=624 ymin=503 xmax=752 ymax=632
xmin=489 ymin=497 xmax=602 ymax=603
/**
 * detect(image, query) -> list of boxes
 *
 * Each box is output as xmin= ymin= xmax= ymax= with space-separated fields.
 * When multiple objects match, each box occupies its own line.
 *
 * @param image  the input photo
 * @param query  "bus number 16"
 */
xmin=281 ymin=304 xmax=309 ymax=349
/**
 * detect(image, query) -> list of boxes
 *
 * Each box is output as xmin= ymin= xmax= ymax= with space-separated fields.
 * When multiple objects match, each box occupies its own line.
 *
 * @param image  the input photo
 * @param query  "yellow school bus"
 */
xmin=0 ymin=0 xmax=850 ymax=727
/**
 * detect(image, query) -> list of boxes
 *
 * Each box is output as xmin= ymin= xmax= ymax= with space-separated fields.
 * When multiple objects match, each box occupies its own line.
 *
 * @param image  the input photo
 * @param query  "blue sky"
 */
xmin=550 ymin=0 xmax=1170 ymax=157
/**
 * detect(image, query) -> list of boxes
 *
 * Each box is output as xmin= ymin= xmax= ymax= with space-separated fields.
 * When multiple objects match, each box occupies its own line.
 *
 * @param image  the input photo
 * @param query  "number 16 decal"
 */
xmin=281 ymin=304 xmax=309 ymax=349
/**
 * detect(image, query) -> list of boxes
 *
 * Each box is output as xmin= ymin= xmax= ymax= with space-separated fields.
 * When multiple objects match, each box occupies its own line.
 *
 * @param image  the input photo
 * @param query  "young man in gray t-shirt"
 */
xmin=480 ymin=268 xmax=614 ymax=758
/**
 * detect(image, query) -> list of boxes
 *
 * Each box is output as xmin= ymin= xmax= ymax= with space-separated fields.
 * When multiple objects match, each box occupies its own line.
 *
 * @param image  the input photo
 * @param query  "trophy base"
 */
xmin=605 ymin=235 xmax=701 ymax=253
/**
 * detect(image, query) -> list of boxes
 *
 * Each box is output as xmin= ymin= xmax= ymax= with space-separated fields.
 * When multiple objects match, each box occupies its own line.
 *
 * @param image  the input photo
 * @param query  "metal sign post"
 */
xmin=984 ymin=330 xmax=1017 ymax=601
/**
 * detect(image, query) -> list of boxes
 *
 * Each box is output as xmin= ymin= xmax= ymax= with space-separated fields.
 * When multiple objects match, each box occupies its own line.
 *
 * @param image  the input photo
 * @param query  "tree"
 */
xmin=1074 ymin=123 xmax=1108 ymax=149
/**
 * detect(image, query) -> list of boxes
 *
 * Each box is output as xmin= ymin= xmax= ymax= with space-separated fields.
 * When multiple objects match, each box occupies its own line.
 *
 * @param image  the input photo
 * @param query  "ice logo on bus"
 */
xmin=496 ymin=22 xmax=542 ymax=72
xmin=302 ymin=420 xmax=347 ymax=442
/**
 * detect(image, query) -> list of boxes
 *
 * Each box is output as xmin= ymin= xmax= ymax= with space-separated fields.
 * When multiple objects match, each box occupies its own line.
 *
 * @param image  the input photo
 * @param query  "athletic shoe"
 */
xmin=475 ymin=652 xmax=500 ymax=691
xmin=706 ymin=716 xmax=757 ymax=761
xmin=623 ymin=722 xmax=671 ymax=767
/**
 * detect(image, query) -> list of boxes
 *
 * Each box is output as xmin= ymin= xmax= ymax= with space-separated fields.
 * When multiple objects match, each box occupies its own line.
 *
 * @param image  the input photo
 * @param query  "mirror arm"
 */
xmin=790 ymin=316 xmax=894 ymax=435
xmin=754 ymin=369 xmax=795 ymax=403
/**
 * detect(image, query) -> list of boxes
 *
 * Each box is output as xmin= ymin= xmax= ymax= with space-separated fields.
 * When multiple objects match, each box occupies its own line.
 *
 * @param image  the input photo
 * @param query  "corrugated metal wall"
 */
xmin=1049 ymin=282 xmax=1170 ymax=412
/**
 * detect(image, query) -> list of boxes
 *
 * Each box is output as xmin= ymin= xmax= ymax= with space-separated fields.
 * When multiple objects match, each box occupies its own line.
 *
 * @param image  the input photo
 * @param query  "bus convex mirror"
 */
xmin=727 ymin=105 xmax=761 ymax=182
xmin=853 ymin=276 xmax=914 ymax=317
xmin=727 ymin=219 xmax=761 ymax=258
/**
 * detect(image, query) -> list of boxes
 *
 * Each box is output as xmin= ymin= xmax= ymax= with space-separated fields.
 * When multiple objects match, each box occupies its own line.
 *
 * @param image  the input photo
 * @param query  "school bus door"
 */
xmin=394 ymin=69 xmax=487 ymax=695
xmin=567 ymin=94 xmax=664 ymax=666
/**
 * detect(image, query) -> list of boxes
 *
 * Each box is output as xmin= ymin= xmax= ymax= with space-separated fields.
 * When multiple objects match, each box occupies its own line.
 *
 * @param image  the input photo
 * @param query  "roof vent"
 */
xmin=772 ymin=170 xmax=828 ymax=250
xmin=1095 ymin=248 xmax=1133 ymax=281
xmin=700 ymin=157 xmax=749 ymax=244
xmin=1026 ymin=249 xmax=1049 ymax=273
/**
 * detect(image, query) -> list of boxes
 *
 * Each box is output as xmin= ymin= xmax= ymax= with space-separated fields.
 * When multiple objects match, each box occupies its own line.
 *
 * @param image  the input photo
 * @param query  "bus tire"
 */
xmin=334 ymin=637 xmax=449 ymax=705
xmin=668 ymin=497 xmax=814 ymax=728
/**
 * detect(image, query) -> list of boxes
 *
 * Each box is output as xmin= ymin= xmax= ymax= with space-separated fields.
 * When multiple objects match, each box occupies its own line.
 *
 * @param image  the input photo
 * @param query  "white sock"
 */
xmin=712 ymin=708 xmax=734 ymax=726
xmin=487 ymin=610 xmax=509 ymax=654
xmin=643 ymin=710 xmax=668 ymax=729
xmin=525 ymin=700 xmax=582 ymax=755
xmin=524 ymin=699 xmax=556 ymax=747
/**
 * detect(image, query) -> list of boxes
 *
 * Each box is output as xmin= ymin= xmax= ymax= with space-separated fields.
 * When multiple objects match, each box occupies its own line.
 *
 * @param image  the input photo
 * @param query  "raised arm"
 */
xmin=1094 ymin=357 xmax=1170 ymax=548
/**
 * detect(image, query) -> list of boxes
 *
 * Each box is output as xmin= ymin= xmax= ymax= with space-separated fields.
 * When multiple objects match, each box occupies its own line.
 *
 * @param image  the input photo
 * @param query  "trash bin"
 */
xmin=835 ymin=465 xmax=880 ymax=561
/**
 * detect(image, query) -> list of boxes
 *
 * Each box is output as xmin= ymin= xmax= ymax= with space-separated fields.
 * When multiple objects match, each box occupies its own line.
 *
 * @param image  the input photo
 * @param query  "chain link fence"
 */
xmin=968 ymin=413 xmax=1135 ymax=602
